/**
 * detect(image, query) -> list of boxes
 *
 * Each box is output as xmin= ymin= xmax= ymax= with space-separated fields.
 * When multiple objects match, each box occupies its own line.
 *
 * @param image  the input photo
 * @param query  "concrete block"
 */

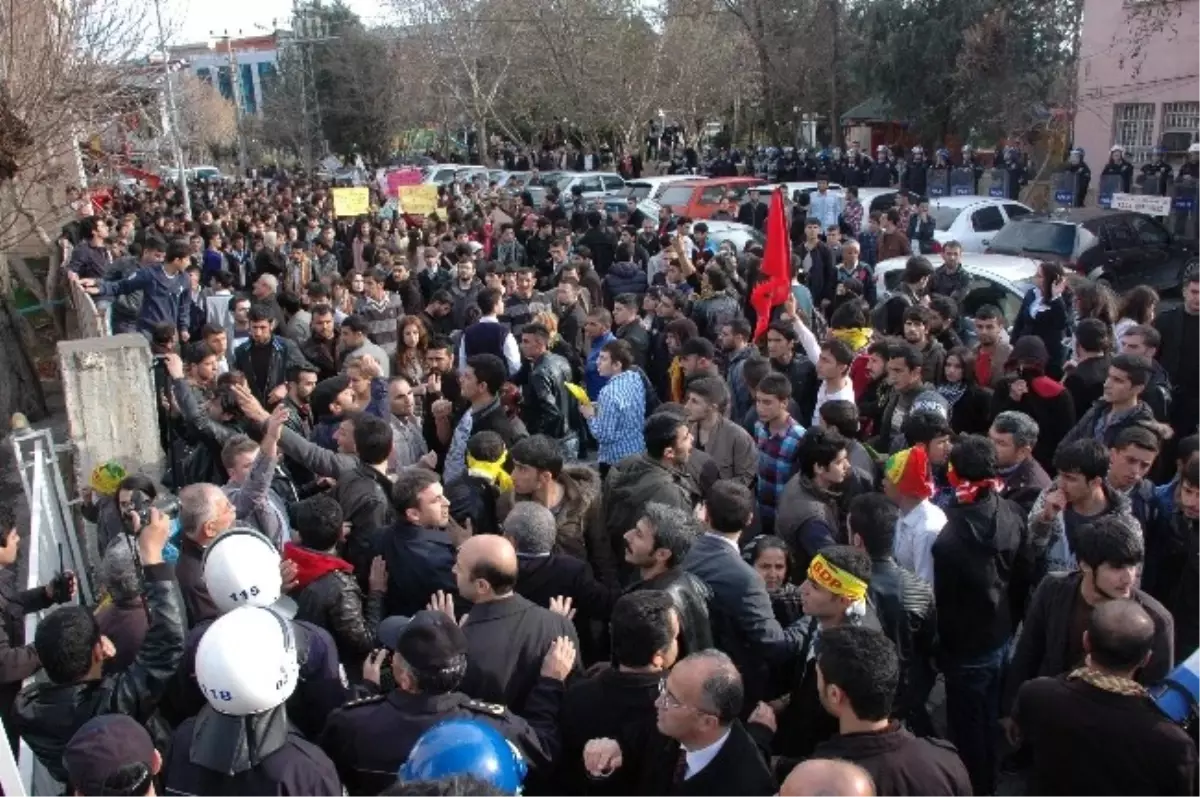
xmin=57 ymin=334 xmax=162 ymax=488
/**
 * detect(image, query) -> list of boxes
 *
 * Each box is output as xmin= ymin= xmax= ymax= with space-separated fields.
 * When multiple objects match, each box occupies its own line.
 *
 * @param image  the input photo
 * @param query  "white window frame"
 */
xmin=1161 ymin=101 xmax=1199 ymax=152
xmin=1112 ymin=102 xmax=1156 ymax=164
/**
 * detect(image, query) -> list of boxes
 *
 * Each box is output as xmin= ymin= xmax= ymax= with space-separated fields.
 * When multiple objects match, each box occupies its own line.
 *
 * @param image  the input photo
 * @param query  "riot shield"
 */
xmin=950 ymin=168 xmax=975 ymax=196
xmin=1052 ymin=171 xmax=1082 ymax=209
xmin=1136 ymin=173 xmax=1168 ymax=196
xmin=987 ymin=169 xmax=1010 ymax=199
xmin=1098 ymin=174 xmax=1123 ymax=208
xmin=1172 ymin=177 xmax=1198 ymax=241
xmin=927 ymin=168 xmax=950 ymax=199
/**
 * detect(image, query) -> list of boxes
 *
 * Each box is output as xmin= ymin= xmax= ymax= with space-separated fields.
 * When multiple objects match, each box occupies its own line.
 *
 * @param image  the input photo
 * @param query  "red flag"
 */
xmin=750 ymin=188 xmax=792 ymax=339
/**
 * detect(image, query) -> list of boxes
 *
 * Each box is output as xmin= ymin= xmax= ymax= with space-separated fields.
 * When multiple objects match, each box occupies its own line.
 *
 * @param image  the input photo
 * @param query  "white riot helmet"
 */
xmin=195 ymin=605 xmax=299 ymax=716
xmin=202 ymin=527 xmax=283 ymax=615
xmin=1189 ymin=142 xmax=1200 ymax=155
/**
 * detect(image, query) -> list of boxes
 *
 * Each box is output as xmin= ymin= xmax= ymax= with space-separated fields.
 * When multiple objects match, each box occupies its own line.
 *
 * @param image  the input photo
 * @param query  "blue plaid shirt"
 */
xmin=588 ymin=370 xmax=647 ymax=464
xmin=755 ymin=417 xmax=806 ymax=522
xmin=857 ymin=230 xmax=880 ymax=267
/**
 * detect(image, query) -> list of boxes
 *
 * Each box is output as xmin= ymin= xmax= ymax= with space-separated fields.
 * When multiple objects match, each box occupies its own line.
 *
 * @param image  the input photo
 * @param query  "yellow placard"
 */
xmin=397 ymin=185 xmax=440 ymax=216
xmin=332 ymin=186 xmax=370 ymax=217
xmin=564 ymin=382 xmax=592 ymax=407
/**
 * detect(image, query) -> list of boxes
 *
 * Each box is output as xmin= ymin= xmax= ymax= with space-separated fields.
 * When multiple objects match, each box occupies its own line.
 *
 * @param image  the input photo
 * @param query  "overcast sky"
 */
xmin=168 ymin=0 xmax=386 ymax=45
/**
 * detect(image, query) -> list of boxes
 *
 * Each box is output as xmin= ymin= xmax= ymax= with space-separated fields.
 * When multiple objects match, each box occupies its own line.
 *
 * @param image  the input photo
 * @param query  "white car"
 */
xmin=702 ymin=220 xmax=764 ymax=253
xmin=622 ymin=175 xmax=697 ymax=201
xmin=874 ymin=252 xmax=1038 ymax=323
xmin=422 ymin=163 xmax=462 ymax=185
xmin=927 ymin=195 xmax=1034 ymax=253
xmin=541 ymin=171 xmax=626 ymax=198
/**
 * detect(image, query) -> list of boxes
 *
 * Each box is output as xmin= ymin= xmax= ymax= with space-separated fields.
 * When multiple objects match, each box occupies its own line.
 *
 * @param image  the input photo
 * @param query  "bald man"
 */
xmin=1013 ymin=599 xmax=1196 ymax=797
xmin=780 ymin=759 xmax=876 ymax=797
xmin=447 ymin=535 xmax=582 ymax=714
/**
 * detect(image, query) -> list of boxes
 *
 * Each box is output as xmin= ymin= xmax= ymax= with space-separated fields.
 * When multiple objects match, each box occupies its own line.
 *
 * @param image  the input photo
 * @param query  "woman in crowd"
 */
xmin=937 ymin=346 xmax=993 ymax=436
xmin=1011 ymin=261 xmax=1073 ymax=378
xmin=395 ymin=316 xmax=430 ymax=418
xmin=1114 ymin=284 xmax=1158 ymax=346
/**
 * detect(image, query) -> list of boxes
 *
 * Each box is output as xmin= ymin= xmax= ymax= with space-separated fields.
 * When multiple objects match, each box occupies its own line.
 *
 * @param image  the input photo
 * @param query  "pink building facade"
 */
xmin=1075 ymin=0 xmax=1199 ymax=174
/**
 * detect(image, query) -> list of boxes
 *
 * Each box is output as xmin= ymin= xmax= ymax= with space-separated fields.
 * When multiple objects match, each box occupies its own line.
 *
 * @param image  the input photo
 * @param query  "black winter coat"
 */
xmin=0 ymin=574 xmax=52 ymax=743
xmin=625 ymin=568 xmax=713 ymax=657
xmin=813 ymin=723 xmax=972 ymax=797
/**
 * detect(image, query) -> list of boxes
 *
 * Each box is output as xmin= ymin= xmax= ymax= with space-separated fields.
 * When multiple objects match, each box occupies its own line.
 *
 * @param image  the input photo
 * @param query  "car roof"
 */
xmin=674 ymin=176 xmax=767 ymax=188
xmin=700 ymin=220 xmax=754 ymax=232
xmin=770 ymin=181 xmax=845 ymax=193
xmin=875 ymin=253 xmax=1039 ymax=284
xmin=927 ymin=195 xmax=1012 ymax=208
xmin=628 ymin=176 xmax=694 ymax=187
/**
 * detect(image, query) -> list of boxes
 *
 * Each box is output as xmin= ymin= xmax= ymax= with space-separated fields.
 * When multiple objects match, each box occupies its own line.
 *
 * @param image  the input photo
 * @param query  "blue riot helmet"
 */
xmin=1004 ymin=146 xmax=1019 ymax=163
xmin=1069 ymin=147 xmax=1084 ymax=165
xmin=1150 ymin=649 xmax=1199 ymax=727
xmin=399 ymin=719 xmax=528 ymax=794
xmin=935 ymin=148 xmax=951 ymax=165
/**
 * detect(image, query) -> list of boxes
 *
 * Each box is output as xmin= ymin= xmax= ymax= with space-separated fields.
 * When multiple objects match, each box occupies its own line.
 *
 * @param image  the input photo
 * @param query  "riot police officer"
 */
xmin=1140 ymin=145 xmax=1174 ymax=194
xmin=320 ymin=610 xmax=574 ymax=796
xmin=797 ymin=148 xmax=816 ymax=180
xmin=842 ymin=143 xmax=870 ymax=188
xmin=1102 ymin=144 xmax=1135 ymax=193
xmin=960 ymin=144 xmax=985 ymax=194
xmin=869 ymin=144 xmax=897 ymax=187
xmin=1065 ymin=147 xmax=1092 ymax=207
xmin=1000 ymin=146 xmax=1028 ymax=200
xmin=827 ymin=146 xmax=846 ymax=185
xmin=934 ymin=148 xmax=952 ymax=169
xmin=1182 ymin=142 xmax=1200 ymax=180
xmin=902 ymin=145 xmax=929 ymax=197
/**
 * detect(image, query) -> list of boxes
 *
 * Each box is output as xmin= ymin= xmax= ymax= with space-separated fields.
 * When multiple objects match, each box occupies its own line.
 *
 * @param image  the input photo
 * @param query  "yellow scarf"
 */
xmin=669 ymin=357 xmax=685 ymax=403
xmin=466 ymin=452 xmax=513 ymax=493
xmin=831 ymin=326 xmax=873 ymax=353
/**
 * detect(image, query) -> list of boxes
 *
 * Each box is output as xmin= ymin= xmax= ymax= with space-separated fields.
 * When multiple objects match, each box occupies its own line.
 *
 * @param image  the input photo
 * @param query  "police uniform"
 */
xmin=1141 ymin=160 xmax=1174 ymax=194
xmin=1065 ymin=162 xmax=1092 ymax=207
xmin=320 ymin=688 xmax=560 ymax=796
xmin=1101 ymin=159 xmax=1135 ymax=193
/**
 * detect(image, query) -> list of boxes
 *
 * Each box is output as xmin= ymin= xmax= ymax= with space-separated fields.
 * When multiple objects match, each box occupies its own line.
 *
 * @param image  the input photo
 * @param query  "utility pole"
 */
xmin=212 ymin=31 xmax=249 ymax=176
xmin=152 ymin=0 xmax=191 ymax=219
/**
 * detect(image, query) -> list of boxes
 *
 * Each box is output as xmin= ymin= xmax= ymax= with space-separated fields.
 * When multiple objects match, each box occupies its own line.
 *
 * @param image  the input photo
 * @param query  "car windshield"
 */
xmin=658 ymin=186 xmax=696 ymax=208
xmin=931 ymin=206 xmax=962 ymax=231
xmin=540 ymin=171 xmax=568 ymax=189
xmin=989 ymin=220 xmax=1076 ymax=256
xmin=624 ymin=183 xmax=652 ymax=201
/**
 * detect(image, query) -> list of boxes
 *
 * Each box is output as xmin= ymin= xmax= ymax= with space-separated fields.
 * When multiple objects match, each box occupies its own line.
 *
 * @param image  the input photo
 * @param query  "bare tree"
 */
xmin=0 ymin=0 xmax=145 ymax=421
xmin=175 ymin=73 xmax=239 ymax=164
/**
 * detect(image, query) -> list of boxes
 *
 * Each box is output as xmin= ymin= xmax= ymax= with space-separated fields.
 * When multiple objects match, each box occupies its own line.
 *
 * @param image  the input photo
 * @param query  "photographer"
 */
xmin=174 ymin=405 xmax=287 ymax=627
xmin=13 ymin=506 xmax=183 ymax=784
xmin=0 ymin=502 xmax=77 ymax=752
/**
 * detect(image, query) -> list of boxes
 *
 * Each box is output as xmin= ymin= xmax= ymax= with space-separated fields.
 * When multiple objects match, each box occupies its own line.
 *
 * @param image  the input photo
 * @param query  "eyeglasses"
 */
xmin=657 ymin=678 xmax=716 ymax=715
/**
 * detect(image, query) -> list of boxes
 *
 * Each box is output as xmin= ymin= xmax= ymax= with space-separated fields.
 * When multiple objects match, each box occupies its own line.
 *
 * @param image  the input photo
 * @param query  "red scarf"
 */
xmin=947 ymin=465 xmax=1004 ymax=505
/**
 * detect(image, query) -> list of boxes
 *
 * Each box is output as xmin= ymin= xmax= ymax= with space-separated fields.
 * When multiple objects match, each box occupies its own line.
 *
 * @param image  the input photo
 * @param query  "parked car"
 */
xmin=703 ymin=220 xmax=765 ymax=253
xmin=921 ymin=195 xmax=1034 ymax=253
xmin=767 ymin=181 xmax=844 ymax=201
xmin=620 ymin=175 xmax=698 ymax=202
xmin=541 ymin=171 xmax=626 ymax=198
xmin=875 ymin=252 xmax=1040 ymax=324
xmin=653 ymin=177 xmax=768 ymax=220
xmin=985 ymin=208 xmax=1196 ymax=294
xmin=423 ymin=164 xmax=461 ymax=185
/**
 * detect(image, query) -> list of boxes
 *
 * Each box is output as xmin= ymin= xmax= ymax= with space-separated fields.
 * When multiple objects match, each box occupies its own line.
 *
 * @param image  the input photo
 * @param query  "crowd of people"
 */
xmin=0 ymin=160 xmax=1196 ymax=796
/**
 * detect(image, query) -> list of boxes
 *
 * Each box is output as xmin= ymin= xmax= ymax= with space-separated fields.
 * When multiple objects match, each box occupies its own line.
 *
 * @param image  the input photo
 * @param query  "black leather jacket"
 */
xmin=628 ymin=568 xmax=713 ymax=657
xmin=689 ymin=292 xmax=743 ymax=342
xmin=866 ymin=558 xmax=936 ymax=728
xmin=520 ymin=351 xmax=574 ymax=440
xmin=292 ymin=563 xmax=384 ymax=677
xmin=14 ymin=563 xmax=185 ymax=783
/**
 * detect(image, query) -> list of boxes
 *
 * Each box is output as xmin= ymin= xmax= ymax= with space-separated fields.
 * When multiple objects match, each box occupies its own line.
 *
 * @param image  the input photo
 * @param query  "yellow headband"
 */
xmin=807 ymin=554 xmax=868 ymax=602
xmin=466 ymin=452 xmax=513 ymax=494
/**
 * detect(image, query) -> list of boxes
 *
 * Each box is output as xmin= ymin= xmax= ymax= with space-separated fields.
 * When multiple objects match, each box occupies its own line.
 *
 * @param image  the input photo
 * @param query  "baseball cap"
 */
xmin=388 ymin=610 xmax=468 ymax=670
xmin=377 ymin=615 xmax=412 ymax=650
xmin=195 ymin=605 xmax=300 ymax=716
xmin=64 ymin=715 xmax=155 ymax=794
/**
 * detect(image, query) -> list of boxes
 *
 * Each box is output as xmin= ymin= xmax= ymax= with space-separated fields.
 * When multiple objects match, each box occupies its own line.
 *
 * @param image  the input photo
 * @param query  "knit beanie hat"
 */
xmin=884 ymin=445 xmax=934 ymax=499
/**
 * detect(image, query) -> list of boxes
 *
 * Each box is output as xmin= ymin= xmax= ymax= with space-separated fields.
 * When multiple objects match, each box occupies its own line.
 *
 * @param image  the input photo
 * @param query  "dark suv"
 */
xmin=986 ymin=208 xmax=1195 ymax=293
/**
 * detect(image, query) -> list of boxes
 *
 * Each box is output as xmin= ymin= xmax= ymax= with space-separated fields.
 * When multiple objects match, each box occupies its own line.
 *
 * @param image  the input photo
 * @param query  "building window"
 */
xmin=1112 ymin=103 xmax=1155 ymax=164
xmin=240 ymin=63 xmax=257 ymax=114
xmin=1160 ymin=101 xmax=1199 ymax=153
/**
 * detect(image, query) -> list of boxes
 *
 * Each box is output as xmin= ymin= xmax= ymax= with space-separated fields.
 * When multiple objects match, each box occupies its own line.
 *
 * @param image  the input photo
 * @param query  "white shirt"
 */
xmin=812 ymin=380 xmax=857 ymax=427
xmin=458 ymin=315 xmax=522 ymax=376
xmin=684 ymin=728 xmax=731 ymax=780
xmin=893 ymin=500 xmax=946 ymax=584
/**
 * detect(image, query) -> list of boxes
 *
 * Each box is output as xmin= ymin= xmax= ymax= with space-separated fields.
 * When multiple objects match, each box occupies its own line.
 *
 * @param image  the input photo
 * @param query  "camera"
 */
xmin=125 ymin=490 xmax=181 ymax=534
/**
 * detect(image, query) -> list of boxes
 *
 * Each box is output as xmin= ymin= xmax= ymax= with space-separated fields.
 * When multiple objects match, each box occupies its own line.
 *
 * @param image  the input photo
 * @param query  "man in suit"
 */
xmin=682 ymin=480 xmax=805 ymax=708
xmin=582 ymin=650 xmax=776 ymax=795
xmin=506 ymin=501 xmax=617 ymax=664
xmin=444 ymin=534 xmax=582 ymax=715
